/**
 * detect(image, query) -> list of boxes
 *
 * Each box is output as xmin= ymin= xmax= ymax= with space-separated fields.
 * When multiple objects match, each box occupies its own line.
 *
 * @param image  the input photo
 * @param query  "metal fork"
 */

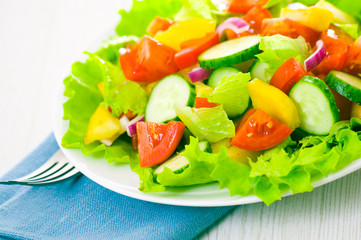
xmin=0 ymin=151 xmax=81 ymax=186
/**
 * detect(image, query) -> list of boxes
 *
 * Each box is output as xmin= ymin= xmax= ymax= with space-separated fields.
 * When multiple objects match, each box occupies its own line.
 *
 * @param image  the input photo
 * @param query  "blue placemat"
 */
xmin=0 ymin=134 xmax=234 ymax=240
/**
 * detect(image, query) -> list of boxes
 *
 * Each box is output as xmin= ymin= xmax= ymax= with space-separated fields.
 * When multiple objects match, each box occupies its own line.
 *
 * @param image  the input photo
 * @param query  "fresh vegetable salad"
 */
xmin=62 ymin=0 xmax=361 ymax=205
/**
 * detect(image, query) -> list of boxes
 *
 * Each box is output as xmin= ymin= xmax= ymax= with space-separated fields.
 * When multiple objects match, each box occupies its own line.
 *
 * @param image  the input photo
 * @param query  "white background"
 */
xmin=1 ymin=1 xmax=361 ymax=239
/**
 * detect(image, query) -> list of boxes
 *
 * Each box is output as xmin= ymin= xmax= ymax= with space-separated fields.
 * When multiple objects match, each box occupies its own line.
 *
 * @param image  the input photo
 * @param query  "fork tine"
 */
xmin=0 ymin=150 xmax=82 ymax=186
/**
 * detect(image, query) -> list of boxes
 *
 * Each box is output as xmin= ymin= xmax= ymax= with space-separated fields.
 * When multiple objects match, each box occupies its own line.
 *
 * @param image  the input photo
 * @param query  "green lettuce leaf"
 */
xmin=93 ymin=55 xmax=148 ymax=116
xmin=62 ymin=56 xmax=137 ymax=164
xmin=256 ymin=35 xmax=310 ymax=82
xmin=210 ymin=72 xmax=251 ymax=117
xmin=248 ymin=120 xmax=361 ymax=205
xmin=174 ymin=105 xmax=235 ymax=143
xmin=174 ymin=0 xmax=216 ymax=21
xmin=155 ymin=137 xmax=218 ymax=186
xmin=94 ymin=36 xmax=138 ymax=66
xmin=211 ymin=151 xmax=257 ymax=196
xmin=129 ymin=155 xmax=166 ymax=192
xmin=116 ymin=0 xmax=182 ymax=37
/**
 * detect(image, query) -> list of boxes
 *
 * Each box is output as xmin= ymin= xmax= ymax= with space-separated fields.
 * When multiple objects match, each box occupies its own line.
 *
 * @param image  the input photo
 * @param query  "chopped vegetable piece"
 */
xmin=119 ymin=36 xmax=178 ymax=82
xmin=248 ymin=78 xmax=301 ymax=130
xmin=194 ymin=97 xmax=218 ymax=108
xmin=188 ymin=68 xmax=213 ymax=82
xmin=315 ymin=0 xmax=359 ymax=25
xmin=261 ymin=18 xmax=321 ymax=46
xmin=154 ymin=18 xmax=216 ymax=51
xmin=207 ymin=67 xmax=239 ymax=89
xmin=210 ymin=72 xmax=251 ymax=118
xmin=343 ymin=36 xmax=361 ymax=76
xmin=199 ymin=35 xmax=260 ymax=69
xmin=290 ymin=76 xmax=339 ymax=135
xmin=242 ymin=7 xmax=272 ymax=34
xmin=137 ymin=121 xmax=185 ymax=167
xmin=228 ymin=0 xmax=268 ymax=14
xmin=145 ymin=74 xmax=195 ymax=123
xmin=280 ymin=7 xmax=333 ymax=32
xmin=84 ymin=106 xmax=125 ymax=145
xmin=325 ymin=71 xmax=361 ymax=105
xmin=304 ymin=40 xmax=326 ymax=72
xmin=175 ymin=32 xmax=219 ymax=69
xmin=174 ymin=105 xmax=235 ymax=143
xmin=146 ymin=16 xmax=173 ymax=36
xmin=313 ymin=29 xmax=350 ymax=75
xmin=270 ymin=57 xmax=308 ymax=94
xmin=231 ymin=109 xmax=293 ymax=151
xmin=216 ymin=17 xmax=249 ymax=41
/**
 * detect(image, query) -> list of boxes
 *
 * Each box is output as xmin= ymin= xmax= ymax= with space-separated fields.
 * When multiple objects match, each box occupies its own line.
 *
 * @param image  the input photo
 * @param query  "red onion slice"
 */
xmin=304 ymin=40 xmax=326 ymax=72
xmin=126 ymin=115 xmax=145 ymax=137
xmin=216 ymin=17 xmax=250 ymax=41
xmin=188 ymin=67 xmax=213 ymax=82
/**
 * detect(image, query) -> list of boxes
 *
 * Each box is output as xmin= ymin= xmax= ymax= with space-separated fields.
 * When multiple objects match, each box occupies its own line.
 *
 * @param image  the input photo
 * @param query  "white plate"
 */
xmin=52 ymin=25 xmax=361 ymax=207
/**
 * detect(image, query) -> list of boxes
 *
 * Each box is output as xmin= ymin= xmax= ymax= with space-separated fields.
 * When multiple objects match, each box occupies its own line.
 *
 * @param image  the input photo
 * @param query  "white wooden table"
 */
xmin=1 ymin=1 xmax=361 ymax=239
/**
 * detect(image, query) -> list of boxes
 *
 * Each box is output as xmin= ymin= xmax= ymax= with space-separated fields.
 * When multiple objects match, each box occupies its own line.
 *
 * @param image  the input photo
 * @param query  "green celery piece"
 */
xmin=174 ymin=105 xmax=235 ymax=143
xmin=256 ymin=35 xmax=310 ymax=79
xmin=116 ymin=0 xmax=182 ymax=37
xmin=174 ymin=0 xmax=217 ymax=21
xmin=156 ymin=137 xmax=218 ymax=186
xmin=210 ymin=72 xmax=251 ymax=118
xmin=94 ymin=36 xmax=138 ymax=66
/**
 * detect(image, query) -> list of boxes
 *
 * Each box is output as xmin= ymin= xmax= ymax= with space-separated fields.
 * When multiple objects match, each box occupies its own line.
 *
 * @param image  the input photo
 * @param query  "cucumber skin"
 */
xmin=290 ymin=76 xmax=340 ymax=135
xmin=198 ymin=40 xmax=261 ymax=69
xmin=207 ymin=67 xmax=240 ymax=88
xmin=144 ymin=74 xmax=196 ymax=123
xmin=325 ymin=71 xmax=361 ymax=105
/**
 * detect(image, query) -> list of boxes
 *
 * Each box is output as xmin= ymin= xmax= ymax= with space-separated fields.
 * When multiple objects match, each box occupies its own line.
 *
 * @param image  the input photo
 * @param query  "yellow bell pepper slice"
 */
xmin=280 ymin=7 xmax=333 ymax=32
xmin=154 ymin=18 xmax=216 ymax=51
xmin=97 ymin=82 xmax=105 ymax=96
xmin=315 ymin=0 xmax=358 ymax=25
xmin=84 ymin=106 xmax=125 ymax=145
xmin=248 ymin=78 xmax=301 ymax=130
xmin=195 ymin=83 xmax=213 ymax=97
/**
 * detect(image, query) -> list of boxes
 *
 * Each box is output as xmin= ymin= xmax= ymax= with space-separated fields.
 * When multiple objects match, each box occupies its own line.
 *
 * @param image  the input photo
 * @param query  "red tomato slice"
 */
xmin=270 ymin=57 xmax=308 ymax=94
xmin=231 ymin=109 xmax=293 ymax=151
xmin=146 ymin=16 xmax=173 ymax=36
xmin=313 ymin=28 xmax=351 ymax=75
xmin=137 ymin=121 xmax=185 ymax=167
xmin=226 ymin=7 xmax=272 ymax=40
xmin=261 ymin=18 xmax=321 ymax=46
xmin=119 ymin=36 xmax=178 ymax=83
xmin=194 ymin=97 xmax=218 ymax=108
xmin=343 ymin=36 xmax=361 ymax=76
xmin=175 ymin=32 xmax=219 ymax=69
xmin=243 ymin=7 xmax=272 ymax=33
xmin=228 ymin=0 xmax=268 ymax=14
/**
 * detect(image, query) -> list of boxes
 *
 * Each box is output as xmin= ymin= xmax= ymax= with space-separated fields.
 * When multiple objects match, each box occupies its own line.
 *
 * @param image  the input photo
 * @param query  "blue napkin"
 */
xmin=0 ymin=134 xmax=233 ymax=240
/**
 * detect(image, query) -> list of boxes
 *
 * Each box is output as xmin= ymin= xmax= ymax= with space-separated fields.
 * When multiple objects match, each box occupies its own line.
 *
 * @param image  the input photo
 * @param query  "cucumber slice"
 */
xmin=198 ymin=35 xmax=260 ymax=69
xmin=325 ymin=71 xmax=361 ymax=105
xmin=145 ymin=74 xmax=195 ymax=123
xmin=207 ymin=67 xmax=240 ymax=88
xmin=289 ymin=76 xmax=339 ymax=135
xmin=154 ymin=141 xmax=211 ymax=175
xmin=249 ymin=59 xmax=272 ymax=83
